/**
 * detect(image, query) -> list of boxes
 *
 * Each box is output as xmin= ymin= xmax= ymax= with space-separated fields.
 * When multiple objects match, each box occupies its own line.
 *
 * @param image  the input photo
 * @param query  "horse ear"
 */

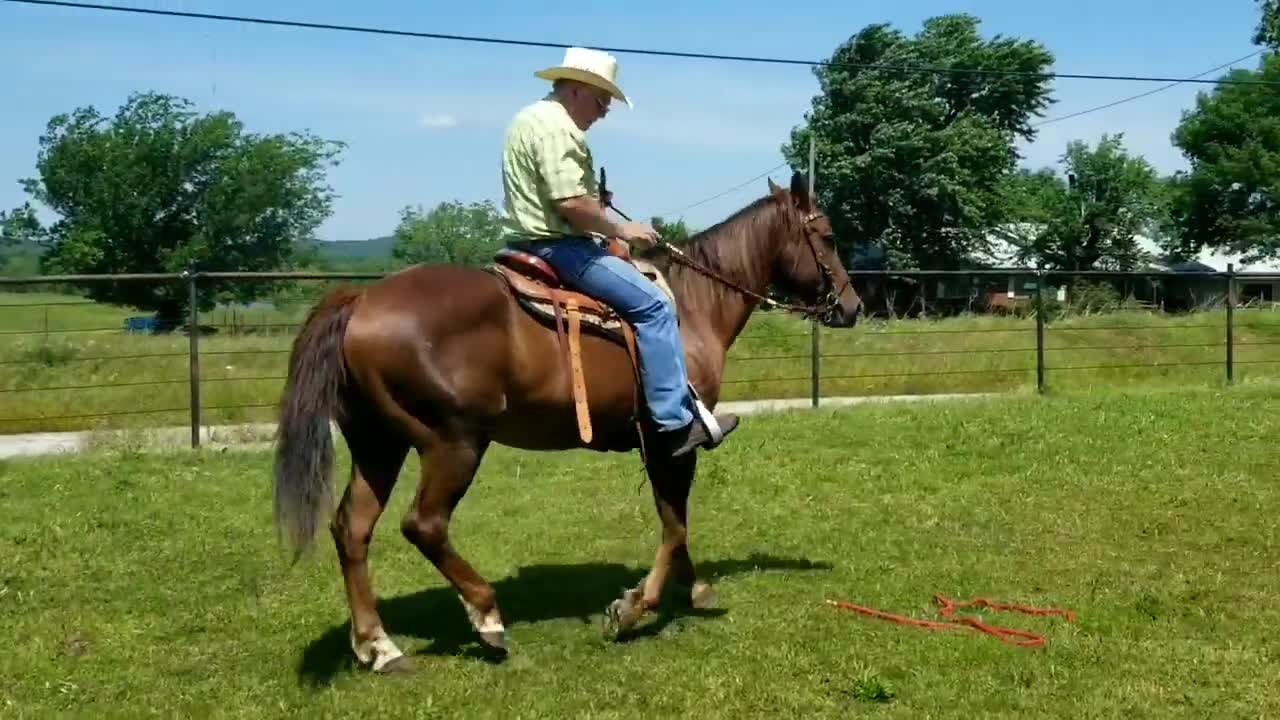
xmin=790 ymin=171 xmax=812 ymax=209
xmin=767 ymin=177 xmax=783 ymax=195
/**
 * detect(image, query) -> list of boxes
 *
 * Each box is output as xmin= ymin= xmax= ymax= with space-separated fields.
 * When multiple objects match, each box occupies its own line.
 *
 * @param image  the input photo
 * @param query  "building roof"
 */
xmin=976 ymin=224 xmax=1280 ymax=274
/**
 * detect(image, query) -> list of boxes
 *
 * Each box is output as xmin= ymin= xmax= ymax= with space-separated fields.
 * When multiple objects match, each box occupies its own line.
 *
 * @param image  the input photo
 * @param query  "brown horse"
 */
xmin=271 ymin=171 xmax=862 ymax=673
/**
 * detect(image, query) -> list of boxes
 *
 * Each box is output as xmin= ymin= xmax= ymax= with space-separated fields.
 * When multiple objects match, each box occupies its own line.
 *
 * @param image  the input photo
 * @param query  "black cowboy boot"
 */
xmin=662 ymin=412 xmax=740 ymax=457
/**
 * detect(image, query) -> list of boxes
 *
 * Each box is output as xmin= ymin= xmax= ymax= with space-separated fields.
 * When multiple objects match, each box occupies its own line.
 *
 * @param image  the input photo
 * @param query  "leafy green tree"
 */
xmin=998 ymin=167 xmax=1062 ymax=225
xmin=0 ymin=203 xmax=42 ymax=275
xmin=781 ymin=14 xmax=1055 ymax=269
xmin=389 ymin=200 xmax=504 ymax=267
xmin=1254 ymin=0 xmax=1280 ymax=49
xmin=0 ymin=205 xmax=35 ymax=276
xmin=1166 ymin=53 xmax=1280 ymax=263
xmin=626 ymin=215 xmax=695 ymax=261
xmin=6 ymin=91 xmax=343 ymax=326
xmin=651 ymin=216 xmax=693 ymax=246
xmin=0 ymin=203 xmax=42 ymax=247
xmin=1001 ymin=134 xmax=1163 ymax=270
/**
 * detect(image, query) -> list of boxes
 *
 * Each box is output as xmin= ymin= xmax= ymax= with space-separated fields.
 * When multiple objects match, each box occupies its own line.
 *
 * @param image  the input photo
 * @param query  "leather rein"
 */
xmin=600 ymin=168 xmax=847 ymax=321
xmin=660 ymin=213 xmax=845 ymax=320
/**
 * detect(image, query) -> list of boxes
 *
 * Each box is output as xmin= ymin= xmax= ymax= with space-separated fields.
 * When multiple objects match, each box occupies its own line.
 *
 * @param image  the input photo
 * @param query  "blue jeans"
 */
xmin=515 ymin=237 xmax=694 ymax=431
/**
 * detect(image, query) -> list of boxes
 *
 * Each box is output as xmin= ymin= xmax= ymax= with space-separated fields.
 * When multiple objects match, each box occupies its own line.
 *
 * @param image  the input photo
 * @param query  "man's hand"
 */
xmin=614 ymin=222 xmax=659 ymax=249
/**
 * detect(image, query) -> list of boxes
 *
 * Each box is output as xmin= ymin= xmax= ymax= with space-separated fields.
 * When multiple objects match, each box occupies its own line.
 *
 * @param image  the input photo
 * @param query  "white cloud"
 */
xmin=419 ymin=112 xmax=458 ymax=129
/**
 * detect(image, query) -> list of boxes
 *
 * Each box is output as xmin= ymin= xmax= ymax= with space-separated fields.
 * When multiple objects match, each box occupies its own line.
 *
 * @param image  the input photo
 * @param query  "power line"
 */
xmin=660 ymin=53 xmax=1266 ymax=220
xmin=6 ymin=0 xmax=1280 ymax=88
xmin=1033 ymin=50 xmax=1264 ymax=127
xmin=10 ymin=0 xmax=1271 ymax=225
xmin=654 ymin=163 xmax=789 ymax=220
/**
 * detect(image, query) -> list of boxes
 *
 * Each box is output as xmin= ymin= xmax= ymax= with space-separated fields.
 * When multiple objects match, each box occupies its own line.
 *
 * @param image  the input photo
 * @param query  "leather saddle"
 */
xmin=491 ymin=246 xmax=617 ymax=323
xmin=486 ymin=240 xmax=674 ymax=453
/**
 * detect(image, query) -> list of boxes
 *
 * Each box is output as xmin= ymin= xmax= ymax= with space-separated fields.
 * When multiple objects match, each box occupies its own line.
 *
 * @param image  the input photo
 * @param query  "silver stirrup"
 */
xmin=688 ymin=385 xmax=725 ymax=447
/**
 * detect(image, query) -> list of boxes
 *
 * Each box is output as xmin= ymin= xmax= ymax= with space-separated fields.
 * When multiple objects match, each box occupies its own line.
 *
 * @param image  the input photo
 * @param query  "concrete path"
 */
xmin=0 ymin=392 xmax=999 ymax=460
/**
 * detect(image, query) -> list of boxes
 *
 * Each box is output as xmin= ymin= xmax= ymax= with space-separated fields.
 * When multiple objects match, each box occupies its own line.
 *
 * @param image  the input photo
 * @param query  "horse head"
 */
xmin=766 ymin=172 xmax=863 ymax=328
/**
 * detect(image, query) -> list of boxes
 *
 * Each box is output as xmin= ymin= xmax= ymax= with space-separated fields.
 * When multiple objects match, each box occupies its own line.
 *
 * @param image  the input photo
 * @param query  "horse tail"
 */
xmin=272 ymin=285 xmax=363 ymax=562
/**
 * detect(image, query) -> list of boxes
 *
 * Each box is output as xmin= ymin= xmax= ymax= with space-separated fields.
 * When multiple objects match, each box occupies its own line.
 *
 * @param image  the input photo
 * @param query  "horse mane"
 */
xmin=665 ymin=193 xmax=793 ymax=309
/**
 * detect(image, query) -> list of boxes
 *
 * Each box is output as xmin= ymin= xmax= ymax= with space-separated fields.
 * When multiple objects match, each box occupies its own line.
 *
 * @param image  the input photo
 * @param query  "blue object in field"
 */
xmin=123 ymin=316 xmax=158 ymax=334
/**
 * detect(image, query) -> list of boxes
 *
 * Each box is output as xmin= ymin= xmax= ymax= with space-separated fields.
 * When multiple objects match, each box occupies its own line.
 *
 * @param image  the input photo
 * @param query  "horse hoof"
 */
xmin=480 ymin=630 xmax=509 ymax=657
xmin=375 ymin=655 xmax=414 ymax=675
xmin=602 ymin=598 xmax=627 ymax=642
xmin=602 ymin=593 xmax=645 ymax=642
xmin=690 ymin=583 xmax=719 ymax=610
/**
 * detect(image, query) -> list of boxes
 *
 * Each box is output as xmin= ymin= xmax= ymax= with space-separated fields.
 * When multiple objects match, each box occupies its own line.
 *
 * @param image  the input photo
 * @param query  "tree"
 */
xmin=1166 ymin=54 xmax=1280 ymax=263
xmin=0 ymin=203 xmax=42 ymax=245
xmin=651 ymin=216 xmax=693 ymax=246
xmin=1254 ymin=0 xmax=1280 ymax=49
xmin=626 ymin=215 xmax=695 ymax=261
xmin=6 ymin=91 xmax=344 ymax=326
xmin=1001 ymin=134 xmax=1163 ymax=270
xmin=782 ymin=14 xmax=1055 ymax=269
xmin=389 ymin=200 xmax=504 ymax=267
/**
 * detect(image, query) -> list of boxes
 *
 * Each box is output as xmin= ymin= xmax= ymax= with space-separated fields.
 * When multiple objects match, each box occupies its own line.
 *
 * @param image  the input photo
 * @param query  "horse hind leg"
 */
xmin=399 ymin=429 xmax=508 ymax=655
xmin=331 ymin=425 xmax=411 ymax=673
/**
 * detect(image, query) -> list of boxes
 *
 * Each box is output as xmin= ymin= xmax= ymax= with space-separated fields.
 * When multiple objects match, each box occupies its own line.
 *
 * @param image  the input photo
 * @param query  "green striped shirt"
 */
xmin=500 ymin=95 xmax=598 ymax=240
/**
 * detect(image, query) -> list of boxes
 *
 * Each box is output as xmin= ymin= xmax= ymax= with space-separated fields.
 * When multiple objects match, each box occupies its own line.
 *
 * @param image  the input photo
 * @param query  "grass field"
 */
xmin=2 ymin=287 xmax=1280 ymax=433
xmin=1 ymin=387 xmax=1277 ymax=717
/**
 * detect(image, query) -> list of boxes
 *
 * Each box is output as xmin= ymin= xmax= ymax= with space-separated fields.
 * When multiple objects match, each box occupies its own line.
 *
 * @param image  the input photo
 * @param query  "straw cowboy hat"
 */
xmin=535 ymin=47 xmax=633 ymax=108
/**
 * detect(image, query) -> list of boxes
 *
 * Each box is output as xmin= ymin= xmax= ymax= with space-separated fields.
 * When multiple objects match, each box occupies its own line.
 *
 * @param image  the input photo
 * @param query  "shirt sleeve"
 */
xmin=534 ymin=123 xmax=596 ymax=201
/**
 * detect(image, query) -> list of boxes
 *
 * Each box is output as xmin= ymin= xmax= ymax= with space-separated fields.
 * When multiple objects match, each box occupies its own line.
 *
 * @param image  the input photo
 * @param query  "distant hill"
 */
xmin=0 ymin=240 xmax=45 ymax=275
xmin=1 ymin=236 xmax=398 ymax=276
xmin=7 ymin=239 xmax=45 ymax=257
xmin=3 ymin=237 xmax=398 ymax=260
xmin=315 ymin=235 xmax=395 ymax=261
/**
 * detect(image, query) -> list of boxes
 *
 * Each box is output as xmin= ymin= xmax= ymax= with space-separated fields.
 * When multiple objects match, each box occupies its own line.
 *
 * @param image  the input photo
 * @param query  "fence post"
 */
xmin=811 ymin=319 xmax=821 ymax=407
xmin=186 ymin=267 xmax=202 ymax=449
xmin=1034 ymin=265 xmax=1046 ymax=394
xmin=808 ymin=132 xmax=820 ymax=407
xmin=1226 ymin=262 xmax=1235 ymax=385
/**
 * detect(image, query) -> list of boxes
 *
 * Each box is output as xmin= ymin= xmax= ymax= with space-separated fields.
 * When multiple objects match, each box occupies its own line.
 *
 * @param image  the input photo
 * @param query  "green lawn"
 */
xmin=1 ymin=387 xmax=1276 ymax=717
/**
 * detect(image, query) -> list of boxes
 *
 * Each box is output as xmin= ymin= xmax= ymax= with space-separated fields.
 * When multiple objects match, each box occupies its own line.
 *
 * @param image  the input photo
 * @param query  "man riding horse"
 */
xmin=269 ymin=45 xmax=863 ymax=670
xmin=499 ymin=46 xmax=740 ymax=457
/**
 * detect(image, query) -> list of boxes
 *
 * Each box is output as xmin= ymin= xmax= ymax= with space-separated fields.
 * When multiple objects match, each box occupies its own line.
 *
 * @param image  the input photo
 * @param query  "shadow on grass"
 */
xmin=297 ymin=552 xmax=832 ymax=687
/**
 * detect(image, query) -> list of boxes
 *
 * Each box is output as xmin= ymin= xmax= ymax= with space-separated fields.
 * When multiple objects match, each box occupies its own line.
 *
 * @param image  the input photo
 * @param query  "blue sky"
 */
xmin=0 ymin=0 xmax=1266 ymax=242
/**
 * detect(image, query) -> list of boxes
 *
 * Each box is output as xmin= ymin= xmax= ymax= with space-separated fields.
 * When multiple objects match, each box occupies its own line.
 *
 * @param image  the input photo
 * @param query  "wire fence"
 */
xmin=2 ymin=266 xmax=1279 ymax=444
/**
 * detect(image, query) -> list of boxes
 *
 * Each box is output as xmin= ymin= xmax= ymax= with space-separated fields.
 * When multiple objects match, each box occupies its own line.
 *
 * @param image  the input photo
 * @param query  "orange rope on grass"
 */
xmin=826 ymin=594 xmax=1076 ymax=647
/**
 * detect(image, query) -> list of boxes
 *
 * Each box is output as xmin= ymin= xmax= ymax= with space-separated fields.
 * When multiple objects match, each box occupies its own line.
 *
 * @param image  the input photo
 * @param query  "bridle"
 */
xmin=598 ymin=167 xmax=850 ymax=321
xmin=793 ymin=209 xmax=853 ymax=319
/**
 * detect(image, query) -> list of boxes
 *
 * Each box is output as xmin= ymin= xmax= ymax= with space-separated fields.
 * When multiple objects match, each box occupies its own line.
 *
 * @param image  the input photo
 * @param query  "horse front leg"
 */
xmin=603 ymin=450 xmax=713 ymax=640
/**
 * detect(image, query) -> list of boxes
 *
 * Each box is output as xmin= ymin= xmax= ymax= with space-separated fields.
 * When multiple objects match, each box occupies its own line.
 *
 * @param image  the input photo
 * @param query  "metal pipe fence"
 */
xmin=1 ymin=265 xmax=1278 ymax=445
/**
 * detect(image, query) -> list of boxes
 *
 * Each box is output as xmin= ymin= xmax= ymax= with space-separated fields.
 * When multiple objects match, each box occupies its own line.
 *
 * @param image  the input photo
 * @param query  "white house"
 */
xmin=970 ymin=224 xmax=1280 ymax=307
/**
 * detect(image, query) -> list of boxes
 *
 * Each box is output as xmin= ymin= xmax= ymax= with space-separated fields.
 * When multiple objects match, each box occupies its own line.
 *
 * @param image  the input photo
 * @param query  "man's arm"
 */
xmin=554 ymin=194 xmax=622 ymax=237
xmin=556 ymin=195 xmax=660 ymax=248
